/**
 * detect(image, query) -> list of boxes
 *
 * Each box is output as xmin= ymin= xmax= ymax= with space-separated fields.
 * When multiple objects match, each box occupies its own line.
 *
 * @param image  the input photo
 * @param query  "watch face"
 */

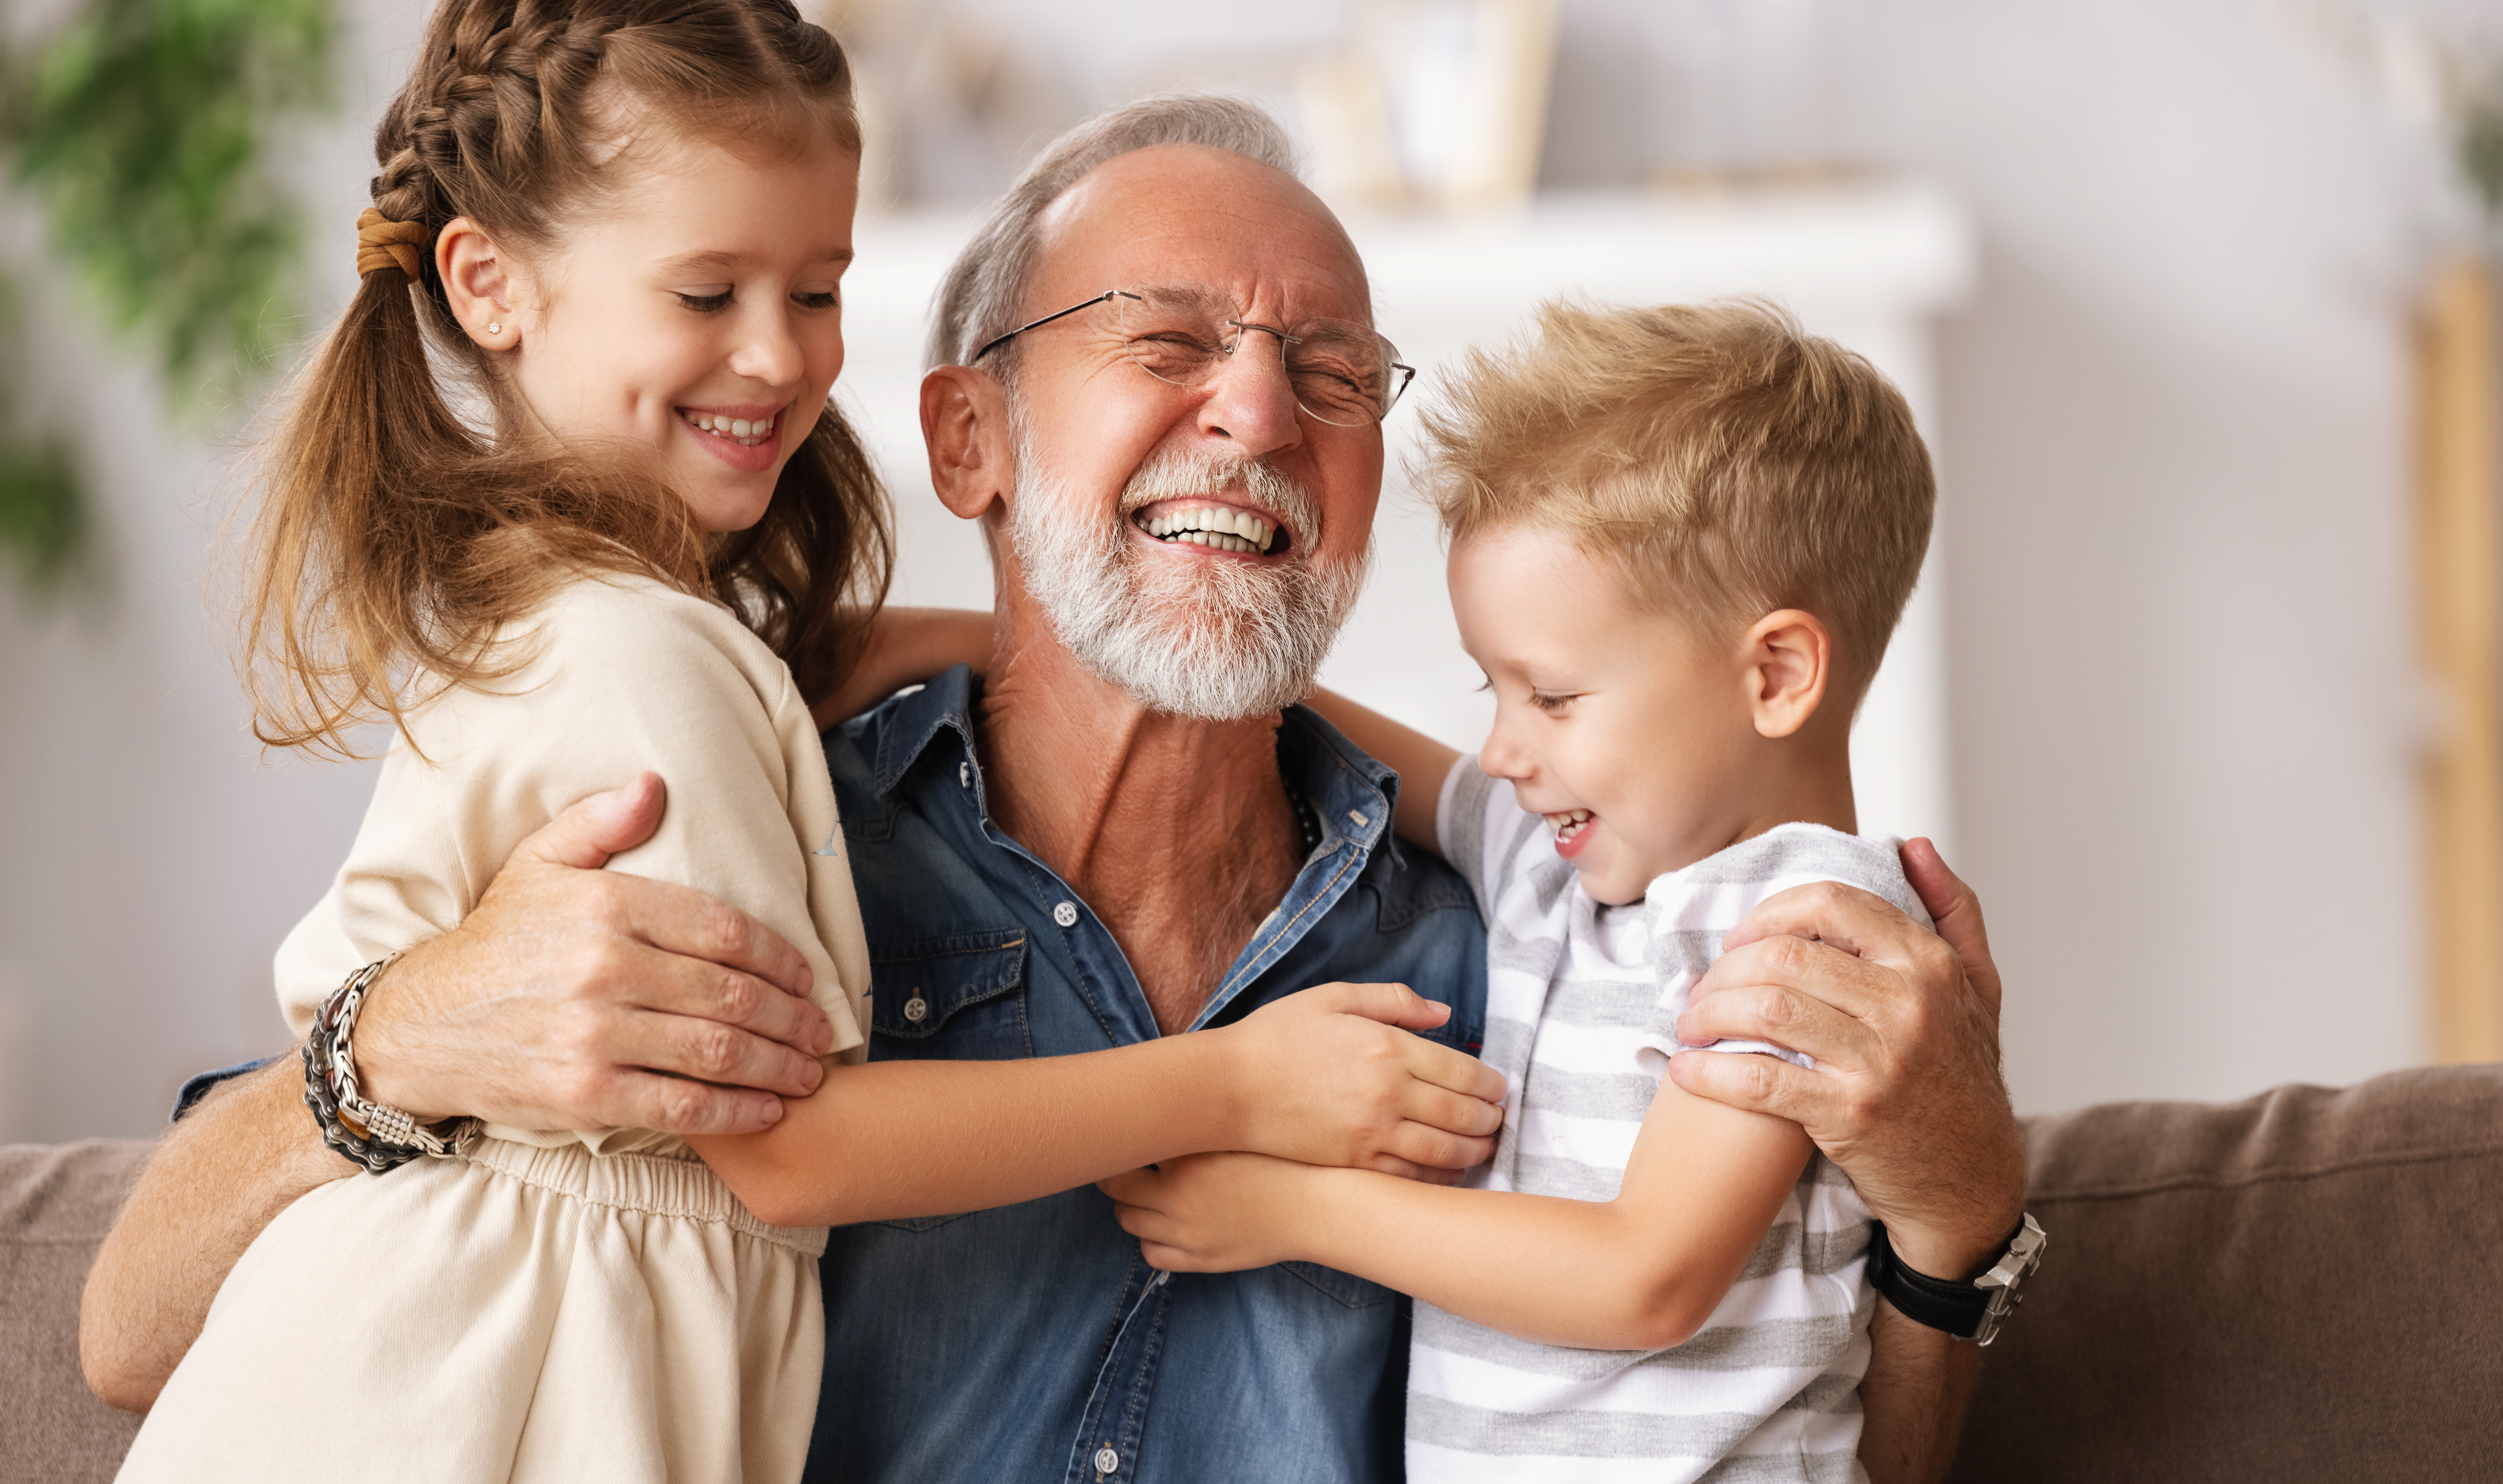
xmin=1980 ymin=1214 xmax=2048 ymax=1289
xmin=1970 ymin=1216 xmax=2046 ymax=1346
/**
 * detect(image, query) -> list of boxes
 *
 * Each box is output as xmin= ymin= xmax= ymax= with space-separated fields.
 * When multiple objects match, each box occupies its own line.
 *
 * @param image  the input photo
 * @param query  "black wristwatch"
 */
xmin=1867 ymin=1213 xmax=2046 ymax=1346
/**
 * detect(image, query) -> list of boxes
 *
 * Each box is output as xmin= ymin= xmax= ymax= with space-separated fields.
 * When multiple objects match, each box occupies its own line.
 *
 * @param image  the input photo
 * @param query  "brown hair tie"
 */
xmin=355 ymin=207 xmax=430 ymax=279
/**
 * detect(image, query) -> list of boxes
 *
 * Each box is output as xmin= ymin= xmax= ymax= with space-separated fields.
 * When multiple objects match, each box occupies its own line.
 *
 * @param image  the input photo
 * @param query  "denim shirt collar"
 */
xmin=855 ymin=664 xmax=1409 ymax=1030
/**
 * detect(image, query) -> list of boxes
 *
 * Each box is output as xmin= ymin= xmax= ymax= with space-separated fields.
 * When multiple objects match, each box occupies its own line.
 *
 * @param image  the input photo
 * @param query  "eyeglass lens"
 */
xmin=1114 ymin=289 xmax=1409 ymax=427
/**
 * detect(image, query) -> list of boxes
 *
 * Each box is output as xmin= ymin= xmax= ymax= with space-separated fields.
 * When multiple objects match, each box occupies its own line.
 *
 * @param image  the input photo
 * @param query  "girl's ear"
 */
xmin=920 ymin=365 xmax=1015 ymax=522
xmin=436 ymin=216 xmax=520 ymax=351
xmin=1743 ymin=609 xmax=1831 ymax=740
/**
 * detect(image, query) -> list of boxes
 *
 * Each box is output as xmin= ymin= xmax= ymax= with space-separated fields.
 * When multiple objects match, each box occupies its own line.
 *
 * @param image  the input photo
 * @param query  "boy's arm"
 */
xmin=811 ymin=606 xmax=994 ymax=728
xmin=1302 ymin=687 xmax=1461 ymax=853
xmin=1104 ymin=1070 xmax=1810 ymax=1352
xmin=690 ymin=981 xmax=1508 ymax=1228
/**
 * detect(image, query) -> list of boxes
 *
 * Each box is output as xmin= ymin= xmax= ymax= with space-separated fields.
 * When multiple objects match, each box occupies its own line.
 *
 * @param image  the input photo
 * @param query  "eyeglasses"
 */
xmin=973 ymin=287 xmax=1416 ymax=427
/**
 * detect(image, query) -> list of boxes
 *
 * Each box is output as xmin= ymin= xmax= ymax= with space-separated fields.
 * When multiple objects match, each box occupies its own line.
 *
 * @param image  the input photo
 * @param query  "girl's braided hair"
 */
xmin=245 ymin=0 xmax=891 ymax=757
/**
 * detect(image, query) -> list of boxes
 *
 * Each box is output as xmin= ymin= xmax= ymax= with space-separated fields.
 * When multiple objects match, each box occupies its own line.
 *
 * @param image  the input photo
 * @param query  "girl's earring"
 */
xmin=486 ymin=321 xmax=502 ymax=335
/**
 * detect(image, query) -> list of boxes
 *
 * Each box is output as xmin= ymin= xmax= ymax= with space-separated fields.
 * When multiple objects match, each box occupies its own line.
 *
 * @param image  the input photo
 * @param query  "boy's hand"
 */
xmin=1218 ymin=983 xmax=1506 ymax=1179
xmin=1100 ymin=1153 xmax=1318 ymax=1272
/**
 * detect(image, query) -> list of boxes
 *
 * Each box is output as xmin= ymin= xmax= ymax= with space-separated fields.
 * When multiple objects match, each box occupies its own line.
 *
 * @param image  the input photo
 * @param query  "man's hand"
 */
xmin=1219 ymin=982 xmax=1506 ymax=1181
xmin=353 ymin=773 xmax=833 ymax=1135
xmin=1100 ymin=1153 xmax=1316 ymax=1272
xmin=1669 ymin=838 xmax=2024 ymax=1278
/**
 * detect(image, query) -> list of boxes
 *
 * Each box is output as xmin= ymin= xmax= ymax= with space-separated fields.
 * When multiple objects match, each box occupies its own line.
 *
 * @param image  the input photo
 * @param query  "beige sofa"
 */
xmin=7 ymin=1065 xmax=2499 ymax=1481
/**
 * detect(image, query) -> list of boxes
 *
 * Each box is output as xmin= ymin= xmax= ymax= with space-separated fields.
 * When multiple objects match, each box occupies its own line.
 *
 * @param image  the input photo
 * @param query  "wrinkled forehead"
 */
xmin=1027 ymin=144 xmax=1372 ymax=327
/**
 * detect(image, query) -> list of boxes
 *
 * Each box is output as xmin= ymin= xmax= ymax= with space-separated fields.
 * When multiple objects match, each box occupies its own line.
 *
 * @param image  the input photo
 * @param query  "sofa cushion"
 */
xmin=2 ymin=1140 xmax=150 ymax=1483
xmin=1949 ymin=1064 xmax=2503 ymax=1482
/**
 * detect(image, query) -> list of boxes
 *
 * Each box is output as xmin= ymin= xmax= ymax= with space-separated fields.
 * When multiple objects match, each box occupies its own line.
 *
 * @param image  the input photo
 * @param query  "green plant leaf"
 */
xmin=2464 ymin=76 xmax=2503 ymax=228
xmin=5 ymin=0 xmax=335 ymax=415
xmin=0 ymin=434 xmax=86 ymax=591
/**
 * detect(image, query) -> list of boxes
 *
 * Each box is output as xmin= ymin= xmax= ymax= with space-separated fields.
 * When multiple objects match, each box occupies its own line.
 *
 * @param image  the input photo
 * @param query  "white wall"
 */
xmin=0 ymin=0 xmax=2481 ymax=1136
xmin=1862 ymin=0 xmax=2467 ymax=1112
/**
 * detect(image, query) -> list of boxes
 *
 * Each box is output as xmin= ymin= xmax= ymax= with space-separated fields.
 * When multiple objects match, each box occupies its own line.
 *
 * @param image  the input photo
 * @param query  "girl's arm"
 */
xmin=1103 ymin=1070 xmax=1812 ymax=1352
xmin=691 ymin=979 xmax=1505 ymax=1228
xmin=812 ymin=606 xmax=994 ymax=728
xmin=1302 ymin=688 xmax=1461 ymax=854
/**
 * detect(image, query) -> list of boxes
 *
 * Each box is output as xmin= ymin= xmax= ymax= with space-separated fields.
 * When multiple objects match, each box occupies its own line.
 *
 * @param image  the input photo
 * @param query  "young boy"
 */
xmin=1100 ymin=299 xmax=1938 ymax=1483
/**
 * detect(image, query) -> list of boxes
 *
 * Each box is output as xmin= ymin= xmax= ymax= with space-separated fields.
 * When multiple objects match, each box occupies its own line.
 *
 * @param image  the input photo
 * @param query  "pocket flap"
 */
xmin=870 ymin=929 xmax=1029 ymax=1040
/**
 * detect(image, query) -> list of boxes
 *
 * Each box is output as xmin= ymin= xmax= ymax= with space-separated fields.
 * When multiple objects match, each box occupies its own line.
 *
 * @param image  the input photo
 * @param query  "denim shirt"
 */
xmin=809 ymin=667 xmax=1486 ymax=1484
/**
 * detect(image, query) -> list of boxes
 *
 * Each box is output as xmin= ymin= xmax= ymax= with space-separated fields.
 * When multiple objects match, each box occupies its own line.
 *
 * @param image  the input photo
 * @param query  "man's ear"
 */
xmin=1743 ymin=609 xmax=1831 ymax=739
xmin=436 ymin=217 xmax=520 ymax=351
xmin=921 ymin=366 xmax=1016 ymax=523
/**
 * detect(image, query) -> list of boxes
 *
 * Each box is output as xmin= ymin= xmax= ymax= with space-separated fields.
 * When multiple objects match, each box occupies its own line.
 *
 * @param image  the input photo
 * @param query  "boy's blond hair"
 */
xmin=1420 ymin=298 xmax=1934 ymax=698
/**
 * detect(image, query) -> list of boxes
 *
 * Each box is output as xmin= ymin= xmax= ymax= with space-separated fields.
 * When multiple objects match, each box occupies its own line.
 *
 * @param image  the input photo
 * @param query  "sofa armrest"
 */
xmin=1948 ymin=1064 xmax=2503 ymax=1481
xmin=2 ymin=1140 xmax=152 ymax=1482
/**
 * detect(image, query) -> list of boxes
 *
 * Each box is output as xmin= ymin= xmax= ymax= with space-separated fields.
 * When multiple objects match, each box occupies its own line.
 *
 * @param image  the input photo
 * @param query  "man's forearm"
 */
xmin=80 ymin=1053 xmax=350 ymax=1412
xmin=1857 ymin=1302 xmax=1981 ymax=1484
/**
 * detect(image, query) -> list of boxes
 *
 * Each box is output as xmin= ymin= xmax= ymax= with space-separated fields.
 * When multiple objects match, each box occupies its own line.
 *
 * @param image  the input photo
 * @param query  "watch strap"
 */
xmin=1867 ymin=1213 xmax=2047 ymax=1346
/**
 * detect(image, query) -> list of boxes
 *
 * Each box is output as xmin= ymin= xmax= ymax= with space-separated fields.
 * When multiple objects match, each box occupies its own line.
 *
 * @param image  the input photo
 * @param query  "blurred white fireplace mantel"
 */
xmin=843 ymin=180 xmax=1976 ymax=850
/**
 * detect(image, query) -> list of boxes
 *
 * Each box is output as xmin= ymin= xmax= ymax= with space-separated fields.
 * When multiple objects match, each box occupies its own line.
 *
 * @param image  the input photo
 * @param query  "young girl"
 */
xmin=117 ymin=12 xmax=1504 ymax=1478
xmin=117 ymin=3 xmax=893 ymax=1479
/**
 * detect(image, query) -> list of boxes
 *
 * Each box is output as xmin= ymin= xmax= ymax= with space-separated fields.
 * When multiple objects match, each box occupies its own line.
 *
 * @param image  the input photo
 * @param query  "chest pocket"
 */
xmin=869 ymin=929 xmax=1032 ymax=1062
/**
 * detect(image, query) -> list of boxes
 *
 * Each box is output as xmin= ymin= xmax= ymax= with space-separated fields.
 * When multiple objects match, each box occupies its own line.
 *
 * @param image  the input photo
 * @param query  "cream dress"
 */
xmin=119 ymin=571 xmax=871 ymax=1484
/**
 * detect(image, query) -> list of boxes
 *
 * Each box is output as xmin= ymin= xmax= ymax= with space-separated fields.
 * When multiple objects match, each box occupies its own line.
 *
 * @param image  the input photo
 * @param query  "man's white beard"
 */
xmin=1008 ymin=437 xmax=1369 ymax=722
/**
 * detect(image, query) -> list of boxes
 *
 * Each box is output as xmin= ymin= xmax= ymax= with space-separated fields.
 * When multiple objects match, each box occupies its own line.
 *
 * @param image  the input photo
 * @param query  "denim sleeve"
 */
xmin=171 ymin=1058 xmax=276 ymax=1124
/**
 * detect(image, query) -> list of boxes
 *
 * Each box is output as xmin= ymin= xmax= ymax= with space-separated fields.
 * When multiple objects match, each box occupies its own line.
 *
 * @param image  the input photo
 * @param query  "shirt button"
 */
xmin=902 ymin=993 xmax=928 ymax=1024
xmin=1094 ymin=1446 xmax=1120 ymax=1476
xmin=958 ymin=760 xmax=972 ymax=788
xmin=1053 ymin=900 xmax=1080 ymax=928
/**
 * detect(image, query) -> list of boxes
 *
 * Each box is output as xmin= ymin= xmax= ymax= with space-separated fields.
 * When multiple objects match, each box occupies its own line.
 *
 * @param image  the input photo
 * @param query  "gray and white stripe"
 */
xmin=1408 ymin=758 xmax=1928 ymax=1484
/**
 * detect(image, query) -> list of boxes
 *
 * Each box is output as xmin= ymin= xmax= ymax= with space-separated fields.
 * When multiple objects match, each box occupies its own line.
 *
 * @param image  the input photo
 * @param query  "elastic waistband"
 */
xmin=463 ymin=1137 xmax=826 ymax=1257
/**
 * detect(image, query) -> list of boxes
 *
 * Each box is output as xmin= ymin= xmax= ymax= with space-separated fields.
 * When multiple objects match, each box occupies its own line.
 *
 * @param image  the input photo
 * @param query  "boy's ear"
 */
xmin=1743 ymin=609 xmax=1831 ymax=739
xmin=436 ymin=217 xmax=520 ymax=350
xmin=921 ymin=366 xmax=1017 ymax=523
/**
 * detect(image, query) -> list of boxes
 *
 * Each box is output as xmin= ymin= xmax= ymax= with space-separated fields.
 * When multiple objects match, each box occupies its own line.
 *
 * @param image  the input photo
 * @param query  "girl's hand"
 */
xmin=813 ymin=606 xmax=993 ymax=727
xmin=1218 ymin=983 xmax=1506 ymax=1179
xmin=1099 ymin=1153 xmax=1319 ymax=1272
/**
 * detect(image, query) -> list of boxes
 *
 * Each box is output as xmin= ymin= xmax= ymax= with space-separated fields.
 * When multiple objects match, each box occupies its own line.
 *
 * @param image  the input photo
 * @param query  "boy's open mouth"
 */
xmin=1131 ymin=502 xmax=1287 ymax=557
xmin=1545 ymin=808 xmax=1593 ymax=843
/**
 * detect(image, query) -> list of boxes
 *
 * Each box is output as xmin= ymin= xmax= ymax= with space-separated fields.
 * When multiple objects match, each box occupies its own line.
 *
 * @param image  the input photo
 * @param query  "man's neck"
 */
xmin=975 ymin=612 xmax=1304 ymax=1036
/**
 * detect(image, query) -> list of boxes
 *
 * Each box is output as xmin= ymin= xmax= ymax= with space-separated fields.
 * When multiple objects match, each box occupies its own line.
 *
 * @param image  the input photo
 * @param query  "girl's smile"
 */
xmin=678 ymin=402 xmax=795 ymax=473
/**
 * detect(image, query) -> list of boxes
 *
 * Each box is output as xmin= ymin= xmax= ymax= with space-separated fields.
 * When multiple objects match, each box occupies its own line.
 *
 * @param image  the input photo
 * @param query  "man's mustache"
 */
xmin=1116 ymin=451 xmax=1319 ymax=547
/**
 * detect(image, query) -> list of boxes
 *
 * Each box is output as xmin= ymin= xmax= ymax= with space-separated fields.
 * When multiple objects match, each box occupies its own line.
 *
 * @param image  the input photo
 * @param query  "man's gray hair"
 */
xmin=926 ymin=93 xmax=1300 ymax=371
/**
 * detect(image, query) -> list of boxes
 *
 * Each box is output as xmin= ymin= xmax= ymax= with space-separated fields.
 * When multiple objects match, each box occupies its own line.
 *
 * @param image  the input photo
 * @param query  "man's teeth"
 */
xmin=681 ymin=411 xmax=773 ymax=447
xmin=1134 ymin=505 xmax=1278 ymax=555
xmin=1546 ymin=809 xmax=1592 ymax=840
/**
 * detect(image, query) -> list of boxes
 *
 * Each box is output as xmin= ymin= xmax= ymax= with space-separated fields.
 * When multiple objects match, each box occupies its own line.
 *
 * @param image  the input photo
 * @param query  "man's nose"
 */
xmin=1193 ymin=328 xmax=1304 ymax=459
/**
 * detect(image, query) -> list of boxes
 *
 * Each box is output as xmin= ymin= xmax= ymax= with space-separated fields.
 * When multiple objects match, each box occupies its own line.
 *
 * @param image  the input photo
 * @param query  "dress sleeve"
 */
xmin=273 ymin=577 xmax=865 ymax=1071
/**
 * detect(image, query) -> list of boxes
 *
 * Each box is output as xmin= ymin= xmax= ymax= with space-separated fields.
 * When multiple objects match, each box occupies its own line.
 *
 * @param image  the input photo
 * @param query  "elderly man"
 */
xmin=84 ymin=96 xmax=2022 ymax=1482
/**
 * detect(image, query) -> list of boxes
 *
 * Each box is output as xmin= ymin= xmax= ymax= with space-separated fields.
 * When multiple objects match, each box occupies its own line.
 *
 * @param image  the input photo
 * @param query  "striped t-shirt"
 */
xmin=1408 ymin=757 xmax=1929 ymax=1484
